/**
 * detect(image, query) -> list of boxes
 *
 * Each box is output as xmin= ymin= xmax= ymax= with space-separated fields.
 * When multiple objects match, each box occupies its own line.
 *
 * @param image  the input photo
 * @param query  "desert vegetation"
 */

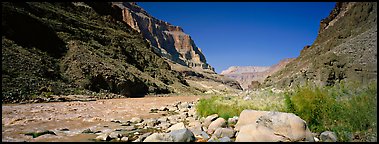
xmin=196 ymin=81 xmax=377 ymax=141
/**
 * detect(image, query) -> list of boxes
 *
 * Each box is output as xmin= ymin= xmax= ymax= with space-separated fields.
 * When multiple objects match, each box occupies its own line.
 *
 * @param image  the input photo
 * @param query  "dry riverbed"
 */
xmin=2 ymin=95 xmax=205 ymax=142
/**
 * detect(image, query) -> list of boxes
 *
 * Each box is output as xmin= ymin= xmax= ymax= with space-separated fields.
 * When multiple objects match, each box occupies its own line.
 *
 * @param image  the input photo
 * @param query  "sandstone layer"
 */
xmin=112 ymin=2 xmax=214 ymax=72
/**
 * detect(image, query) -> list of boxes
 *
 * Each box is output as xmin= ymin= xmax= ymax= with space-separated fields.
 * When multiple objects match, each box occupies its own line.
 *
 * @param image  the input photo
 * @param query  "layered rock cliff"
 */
xmin=263 ymin=2 xmax=377 ymax=88
xmin=2 ymin=2 xmax=203 ymax=103
xmin=221 ymin=58 xmax=294 ymax=89
xmin=112 ymin=2 xmax=214 ymax=72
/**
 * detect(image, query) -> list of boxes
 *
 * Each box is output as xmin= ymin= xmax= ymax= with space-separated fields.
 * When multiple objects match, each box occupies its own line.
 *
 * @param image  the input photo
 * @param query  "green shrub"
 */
xmin=285 ymin=81 xmax=377 ymax=141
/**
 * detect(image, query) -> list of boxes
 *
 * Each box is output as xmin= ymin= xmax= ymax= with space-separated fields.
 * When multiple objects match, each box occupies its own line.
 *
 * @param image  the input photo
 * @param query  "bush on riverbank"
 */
xmin=285 ymin=81 xmax=377 ymax=141
xmin=196 ymin=81 xmax=377 ymax=141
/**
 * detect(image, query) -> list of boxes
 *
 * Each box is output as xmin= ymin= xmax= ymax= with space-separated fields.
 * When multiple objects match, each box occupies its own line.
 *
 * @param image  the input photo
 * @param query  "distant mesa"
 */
xmin=221 ymin=58 xmax=294 ymax=90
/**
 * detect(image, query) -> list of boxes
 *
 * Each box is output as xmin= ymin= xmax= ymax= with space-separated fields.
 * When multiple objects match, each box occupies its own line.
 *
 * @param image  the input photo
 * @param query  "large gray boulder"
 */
xmin=143 ymin=133 xmax=174 ymax=142
xmin=235 ymin=111 xmax=314 ymax=142
xmin=207 ymin=118 xmax=226 ymax=134
xmin=169 ymin=128 xmax=196 ymax=142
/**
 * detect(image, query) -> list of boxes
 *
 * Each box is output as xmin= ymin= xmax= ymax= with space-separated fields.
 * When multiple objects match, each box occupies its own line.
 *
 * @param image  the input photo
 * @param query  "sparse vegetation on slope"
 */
xmin=2 ymin=2 xmax=196 ymax=103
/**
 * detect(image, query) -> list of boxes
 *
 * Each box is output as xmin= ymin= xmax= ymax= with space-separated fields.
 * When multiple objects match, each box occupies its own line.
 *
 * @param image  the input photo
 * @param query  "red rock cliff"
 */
xmin=112 ymin=2 xmax=214 ymax=72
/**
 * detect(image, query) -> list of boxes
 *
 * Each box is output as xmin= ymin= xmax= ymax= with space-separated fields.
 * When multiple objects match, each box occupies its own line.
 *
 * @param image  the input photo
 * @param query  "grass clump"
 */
xmin=196 ymin=90 xmax=286 ymax=120
xmin=285 ymin=81 xmax=377 ymax=141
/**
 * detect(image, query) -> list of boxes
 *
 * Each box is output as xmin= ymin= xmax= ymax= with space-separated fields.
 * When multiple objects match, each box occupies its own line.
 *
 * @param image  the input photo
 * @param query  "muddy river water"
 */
xmin=2 ymin=95 xmax=204 ymax=142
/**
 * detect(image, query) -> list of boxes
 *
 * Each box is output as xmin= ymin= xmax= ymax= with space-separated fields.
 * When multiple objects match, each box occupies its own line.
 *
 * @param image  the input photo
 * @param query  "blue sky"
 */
xmin=137 ymin=2 xmax=336 ymax=73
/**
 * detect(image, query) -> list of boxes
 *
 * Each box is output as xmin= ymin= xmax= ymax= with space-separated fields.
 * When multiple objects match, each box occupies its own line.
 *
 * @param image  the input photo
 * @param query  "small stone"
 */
xmin=82 ymin=128 xmax=93 ymax=134
xmin=130 ymin=117 xmax=143 ymax=123
xmin=320 ymin=131 xmax=337 ymax=142
xmin=167 ymin=122 xmax=186 ymax=132
xmin=143 ymin=133 xmax=173 ymax=142
xmin=109 ymin=132 xmax=121 ymax=139
xmin=203 ymin=114 xmax=219 ymax=128
xmin=158 ymin=122 xmax=171 ymax=130
xmin=169 ymin=128 xmax=196 ymax=142
xmin=195 ymin=131 xmax=210 ymax=140
xmin=60 ymin=128 xmax=69 ymax=131
xmin=213 ymin=128 xmax=235 ymax=138
xmin=218 ymin=136 xmax=232 ymax=142
xmin=95 ymin=133 xmax=110 ymax=141
xmin=207 ymin=118 xmax=226 ymax=134
xmin=123 ymin=126 xmax=136 ymax=131
xmin=228 ymin=117 xmax=238 ymax=125
xmin=314 ymin=137 xmax=320 ymax=142
xmin=120 ymin=136 xmax=129 ymax=142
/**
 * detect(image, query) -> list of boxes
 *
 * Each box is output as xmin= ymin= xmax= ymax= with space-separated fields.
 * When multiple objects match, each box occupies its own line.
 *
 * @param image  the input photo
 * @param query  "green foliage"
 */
xmin=285 ymin=81 xmax=377 ymax=141
xmin=196 ymin=90 xmax=286 ymax=120
xmin=197 ymin=96 xmax=245 ymax=120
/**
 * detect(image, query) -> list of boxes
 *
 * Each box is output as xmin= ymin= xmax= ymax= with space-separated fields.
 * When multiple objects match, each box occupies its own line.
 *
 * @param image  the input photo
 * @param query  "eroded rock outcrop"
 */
xmin=112 ymin=2 xmax=214 ymax=72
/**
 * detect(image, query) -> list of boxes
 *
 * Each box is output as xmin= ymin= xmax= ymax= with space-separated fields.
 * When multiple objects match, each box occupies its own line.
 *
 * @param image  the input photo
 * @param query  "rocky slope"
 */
xmin=2 ymin=2 xmax=242 ymax=104
xmin=263 ymin=2 xmax=377 ymax=88
xmin=1 ymin=2 xmax=203 ymax=103
xmin=112 ymin=2 xmax=214 ymax=72
xmin=221 ymin=58 xmax=294 ymax=89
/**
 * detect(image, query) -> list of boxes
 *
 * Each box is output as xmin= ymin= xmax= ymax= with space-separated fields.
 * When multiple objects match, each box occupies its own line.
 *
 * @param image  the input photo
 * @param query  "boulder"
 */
xmin=235 ymin=111 xmax=314 ymax=142
xmin=130 ymin=117 xmax=143 ymax=123
xmin=120 ymin=136 xmax=129 ymax=142
xmin=95 ymin=133 xmax=110 ymax=141
xmin=178 ymin=102 xmax=189 ymax=109
xmin=109 ymin=132 xmax=121 ymax=139
xmin=159 ymin=106 xmax=168 ymax=111
xmin=218 ymin=136 xmax=232 ymax=142
xmin=213 ymin=128 xmax=235 ymax=138
xmin=180 ymin=108 xmax=189 ymax=112
xmin=167 ymin=115 xmax=180 ymax=122
xmin=157 ymin=116 xmax=168 ymax=123
xmin=195 ymin=131 xmax=210 ymax=140
xmin=188 ymin=108 xmax=196 ymax=117
xmin=207 ymin=118 xmax=226 ymax=134
xmin=143 ymin=133 xmax=174 ymax=142
xmin=142 ymin=118 xmax=158 ymax=127
xmin=228 ymin=117 xmax=238 ymax=125
xmin=122 ymin=126 xmax=136 ymax=131
xmin=178 ymin=112 xmax=188 ymax=119
xmin=169 ymin=128 xmax=196 ymax=142
xmin=234 ymin=110 xmax=268 ymax=131
xmin=320 ymin=131 xmax=337 ymax=142
xmin=158 ymin=122 xmax=171 ymax=130
xmin=188 ymin=121 xmax=202 ymax=135
xmin=167 ymin=106 xmax=177 ymax=112
xmin=167 ymin=122 xmax=186 ymax=132
xmin=202 ymin=114 xmax=219 ymax=128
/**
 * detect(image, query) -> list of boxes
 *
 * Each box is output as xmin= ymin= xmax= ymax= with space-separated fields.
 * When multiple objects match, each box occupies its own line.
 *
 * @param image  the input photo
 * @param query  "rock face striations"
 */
xmin=112 ymin=2 xmax=214 ymax=72
xmin=263 ymin=2 xmax=377 ymax=88
xmin=2 ymin=2 xmax=204 ymax=103
xmin=221 ymin=58 xmax=294 ymax=90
